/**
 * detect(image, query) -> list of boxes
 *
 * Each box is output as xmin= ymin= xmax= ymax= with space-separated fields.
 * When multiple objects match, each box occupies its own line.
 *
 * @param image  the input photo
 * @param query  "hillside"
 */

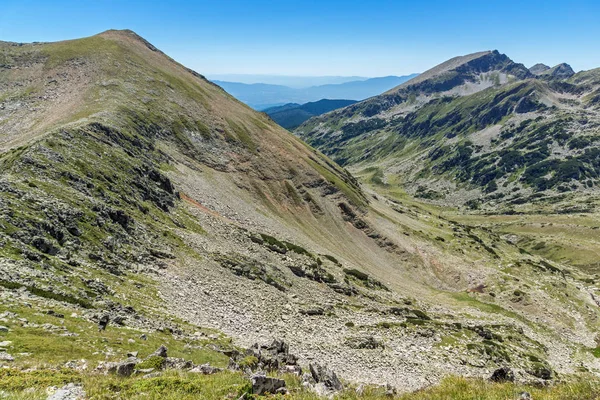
xmin=264 ymin=99 xmax=358 ymax=129
xmin=2 ymin=33 xmax=600 ymax=398
xmin=297 ymin=50 xmax=600 ymax=214
xmin=213 ymin=74 xmax=418 ymax=109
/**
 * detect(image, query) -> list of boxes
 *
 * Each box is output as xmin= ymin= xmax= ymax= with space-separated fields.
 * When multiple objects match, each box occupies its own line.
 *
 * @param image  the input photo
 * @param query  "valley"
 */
xmin=1 ymin=31 xmax=600 ymax=400
xmin=264 ymin=99 xmax=358 ymax=130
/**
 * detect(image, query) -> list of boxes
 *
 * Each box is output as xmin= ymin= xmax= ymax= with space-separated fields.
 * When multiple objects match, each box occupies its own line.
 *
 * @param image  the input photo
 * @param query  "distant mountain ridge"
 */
xmin=206 ymin=74 xmax=369 ymax=87
xmin=264 ymin=99 xmax=358 ymax=130
xmin=213 ymin=74 xmax=418 ymax=109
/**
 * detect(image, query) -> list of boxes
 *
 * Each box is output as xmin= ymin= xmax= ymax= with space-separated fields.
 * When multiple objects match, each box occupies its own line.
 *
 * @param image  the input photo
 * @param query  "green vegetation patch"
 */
xmin=344 ymin=268 xmax=389 ymax=291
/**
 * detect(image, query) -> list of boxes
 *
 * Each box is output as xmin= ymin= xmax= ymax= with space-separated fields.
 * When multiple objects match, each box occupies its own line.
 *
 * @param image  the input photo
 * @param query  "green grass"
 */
xmin=0 ymin=301 xmax=229 ymax=369
xmin=2 ymin=371 xmax=600 ymax=400
xmin=396 ymin=376 xmax=600 ymax=400
xmin=226 ymin=118 xmax=257 ymax=153
xmin=306 ymin=157 xmax=366 ymax=207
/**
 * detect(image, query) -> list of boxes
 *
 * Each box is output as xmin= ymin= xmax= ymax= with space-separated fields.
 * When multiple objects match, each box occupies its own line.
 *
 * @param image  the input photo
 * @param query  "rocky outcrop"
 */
xmin=115 ymin=357 xmax=138 ymax=377
xmin=150 ymin=345 xmax=168 ymax=358
xmin=251 ymin=373 xmax=287 ymax=395
xmin=303 ymin=363 xmax=344 ymax=396
xmin=46 ymin=383 xmax=85 ymax=400
xmin=490 ymin=367 xmax=515 ymax=382
xmin=228 ymin=340 xmax=301 ymax=374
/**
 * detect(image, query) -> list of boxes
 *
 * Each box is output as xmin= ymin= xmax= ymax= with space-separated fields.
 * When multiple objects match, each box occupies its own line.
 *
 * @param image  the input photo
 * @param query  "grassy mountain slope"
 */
xmin=296 ymin=50 xmax=600 ymax=213
xmin=2 ymin=33 xmax=600 ymax=397
xmin=264 ymin=99 xmax=358 ymax=129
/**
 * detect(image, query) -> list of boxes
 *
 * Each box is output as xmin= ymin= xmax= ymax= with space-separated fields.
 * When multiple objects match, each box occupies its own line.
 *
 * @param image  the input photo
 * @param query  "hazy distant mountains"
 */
xmin=212 ymin=74 xmax=418 ymax=109
xmin=206 ymin=74 xmax=369 ymax=88
xmin=264 ymin=99 xmax=358 ymax=130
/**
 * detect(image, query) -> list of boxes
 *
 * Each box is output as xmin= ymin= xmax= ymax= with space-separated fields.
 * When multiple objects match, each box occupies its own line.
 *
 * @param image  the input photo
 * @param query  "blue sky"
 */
xmin=1 ymin=0 xmax=599 ymax=77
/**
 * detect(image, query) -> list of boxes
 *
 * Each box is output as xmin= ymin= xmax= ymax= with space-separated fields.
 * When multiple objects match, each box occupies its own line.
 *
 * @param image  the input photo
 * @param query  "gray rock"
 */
xmin=116 ymin=357 xmax=139 ymax=377
xmin=519 ymin=392 xmax=532 ymax=400
xmin=384 ymin=383 xmax=397 ymax=396
xmin=345 ymin=335 xmax=384 ymax=349
xmin=0 ymin=353 xmax=14 ymax=362
xmin=251 ymin=373 xmax=286 ymax=395
xmin=309 ymin=363 xmax=343 ymax=392
xmin=164 ymin=357 xmax=193 ymax=370
xmin=275 ymin=387 xmax=289 ymax=395
xmin=31 ymin=236 xmax=59 ymax=255
xmin=151 ymin=345 xmax=168 ymax=358
xmin=530 ymin=365 xmax=553 ymax=380
xmin=490 ymin=367 xmax=514 ymax=383
xmin=190 ymin=363 xmax=222 ymax=374
xmin=0 ymin=326 xmax=9 ymax=333
xmin=230 ymin=340 xmax=299 ymax=372
xmin=299 ymin=307 xmax=325 ymax=316
xmin=98 ymin=315 xmax=109 ymax=331
xmin=46 ymin=383 xmax=85 ymax=400
xmin=127 ymin=351 xmax=138 ymax=358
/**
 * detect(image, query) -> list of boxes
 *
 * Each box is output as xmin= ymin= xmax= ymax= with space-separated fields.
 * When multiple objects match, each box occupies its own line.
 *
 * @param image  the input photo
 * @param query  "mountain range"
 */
xmin=297 ymin=50 xmax=599 ymax=214
xmin=2 ymin=32 xmax=600 ymax=399
xmin=263 ymin=99 xmax=358 ymax=130
xmin=213 ymin=74 xmax=418 ymax=109
xmin=206 ymin=74 xmax=370 ymax=88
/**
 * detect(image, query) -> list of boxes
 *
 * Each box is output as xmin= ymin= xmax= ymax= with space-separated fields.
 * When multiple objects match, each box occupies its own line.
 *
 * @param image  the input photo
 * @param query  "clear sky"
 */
xmin=1 ymin=0 xmax=599 ymax=77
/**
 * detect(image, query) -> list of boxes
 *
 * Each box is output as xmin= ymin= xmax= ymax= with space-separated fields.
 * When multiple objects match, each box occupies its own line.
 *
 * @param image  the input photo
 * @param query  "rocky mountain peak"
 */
xmin=529 ymin=63 xmax=551 ymax=74
xmin=388 ymin=50 xmax=531 ymax=96
xmin=545 ymin=63 xmax=575 ymax=78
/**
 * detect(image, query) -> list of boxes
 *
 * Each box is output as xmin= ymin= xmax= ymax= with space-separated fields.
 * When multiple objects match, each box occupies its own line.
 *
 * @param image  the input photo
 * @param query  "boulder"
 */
xmin=31 ymin=236 xmax=59 ymax=255
xmin=309 ymin=363 xmax=343 ymax=392
xmin=345 ymin=335 xmax=384 ymax=349
xmin=0 ymin=352 xmax=14 ymax=362
xmin=384 ymin=383 xmax=397 ymax=396
xmin=151 ymin=345 xmax=168 ymax=358
xmin=299 ymin=307 xmax=325 ymax=316
xmin=115 ymin=357 xmax=139 ymax=377
xmin=251 ymin=373 xmax=286 ymax=395
xmin=490 ymin=367 xmax=514 ymax=382
xmin=230 ymin=340 xmax=299 ymax=372
xmin=529 ymin=365 xmax=552 ymax=380
xmin=474 ymin=326 xmax=493 ymax=340
xmin=47 ymin=383 xmax=85 ymax=400
xmin=164 ymin=357 xmax=194 ymax=370
xmin=190 ymin=363 xmax=222 ymax=374
xmin=0 ymin=326 xmax=9 ymax=333
xmin=98 ymin=315 xmax=109 ymax=331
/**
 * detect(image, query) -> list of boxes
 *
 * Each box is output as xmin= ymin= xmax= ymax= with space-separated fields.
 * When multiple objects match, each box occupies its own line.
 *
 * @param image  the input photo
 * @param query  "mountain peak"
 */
xmin=544 ymin=63 xmax=575 ymax=78
xmin=529 ymin=63 xmax=551 ymax=74
xmin=96 ymin=29 xmax=161 ymax=53
xmin=388 ymin=50 xmax=530 ymax=94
